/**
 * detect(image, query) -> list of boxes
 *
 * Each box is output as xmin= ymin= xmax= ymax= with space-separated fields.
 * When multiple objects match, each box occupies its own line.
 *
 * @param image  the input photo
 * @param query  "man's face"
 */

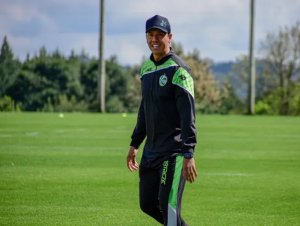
xmin=146 ymin=29 xmax=172 ymax=60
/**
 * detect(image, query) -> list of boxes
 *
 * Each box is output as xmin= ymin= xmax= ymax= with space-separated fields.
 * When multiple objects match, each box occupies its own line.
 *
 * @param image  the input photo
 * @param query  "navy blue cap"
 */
xmin=146 ymin=15 xmax=171 ymax=33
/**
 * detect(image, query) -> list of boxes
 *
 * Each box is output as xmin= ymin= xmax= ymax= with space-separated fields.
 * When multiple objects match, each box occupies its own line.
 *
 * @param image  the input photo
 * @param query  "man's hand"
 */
xmin=183 ymin=158 xmax=198 ymax=183
xmin=127 ymin=146 xmax=139 ymax=172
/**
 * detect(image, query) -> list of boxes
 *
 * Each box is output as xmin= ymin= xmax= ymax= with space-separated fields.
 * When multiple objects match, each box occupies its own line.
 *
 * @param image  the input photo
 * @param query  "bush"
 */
xmin=0 ymin=96 xmax=20 ymax=111
xmin=42 ymin=95 xmax=88 ymax=112
xmin=289 ymin=83 xmax=300 ymax=115
xmin=259 ymin=84 xmax=300 ymax=115
xmin=106 ymin=96 xmax=125 ymax=113
xmin=255 ymin=101 xmax=271 ymax=115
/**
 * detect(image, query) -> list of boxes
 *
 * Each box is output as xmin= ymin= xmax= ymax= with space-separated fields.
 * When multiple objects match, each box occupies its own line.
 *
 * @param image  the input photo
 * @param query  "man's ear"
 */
xmin=168 ymin=33 xmax=173 ymax=44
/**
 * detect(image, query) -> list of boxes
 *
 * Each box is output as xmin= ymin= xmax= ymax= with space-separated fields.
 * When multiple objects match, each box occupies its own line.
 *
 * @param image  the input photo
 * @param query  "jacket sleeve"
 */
xmin=130 ymin=98 xmax=146 ymax=149
xmin=172 ymin=67 xmax=197 ymax=154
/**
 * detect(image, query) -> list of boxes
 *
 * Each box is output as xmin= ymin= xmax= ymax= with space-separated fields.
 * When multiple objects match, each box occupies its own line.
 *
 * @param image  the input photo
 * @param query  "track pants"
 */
xmin=139 ymin=155 xmax=188 ymax=226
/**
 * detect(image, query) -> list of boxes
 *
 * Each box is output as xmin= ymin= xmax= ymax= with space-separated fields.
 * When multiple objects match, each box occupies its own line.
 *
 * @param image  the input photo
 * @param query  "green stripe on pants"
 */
xmin=167 ymin=156 xmax=184 ymax=225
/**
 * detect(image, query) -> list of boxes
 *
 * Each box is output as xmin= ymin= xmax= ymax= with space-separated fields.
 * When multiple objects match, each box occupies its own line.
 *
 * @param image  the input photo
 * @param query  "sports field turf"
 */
xmin=0 ymin=113 xmax=299 ymax=226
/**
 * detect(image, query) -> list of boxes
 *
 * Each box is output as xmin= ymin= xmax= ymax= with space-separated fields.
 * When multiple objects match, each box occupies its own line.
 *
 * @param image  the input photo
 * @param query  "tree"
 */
xmin=80 ymin=58 xmax=98 ymax=111
xmin=8 ymin=48 xmax=85 ymax=111
xmin=227 ymin=56 xmax=263 ymax=100
xmin=172 ymin=43 xmax=225 ymax=113
xmin=106 ymin=56 xmax=140 ymax=112
xmin=0 ymin=36 xmax=20 ymax=97
xmin=228 ymin=56 xmax=249 ymax=103
xmin=186 ymin=51 xmax=224 ymax=113
xmin=80 ymin=55 xmax=138 ymax=112
xmin=124 ymin=65 xmax=142 ymax=112
xmin=260 ymin=22 xmax=300 ymax=115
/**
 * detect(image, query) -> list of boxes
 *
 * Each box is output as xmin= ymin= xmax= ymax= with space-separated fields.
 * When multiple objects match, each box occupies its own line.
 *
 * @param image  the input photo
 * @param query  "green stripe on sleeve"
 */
xmin=172 ymin=67 xmax=194 ymax=98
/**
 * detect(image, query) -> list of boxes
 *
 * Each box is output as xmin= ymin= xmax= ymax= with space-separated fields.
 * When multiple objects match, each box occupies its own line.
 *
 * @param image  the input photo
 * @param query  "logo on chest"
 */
xmin=159 ymin=74 xmax=168 ymax=87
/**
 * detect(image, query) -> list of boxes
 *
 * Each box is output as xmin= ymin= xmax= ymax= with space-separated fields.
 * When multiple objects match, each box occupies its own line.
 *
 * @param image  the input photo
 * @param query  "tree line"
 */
xmin=1 ymin=22 xmax=299 ymax=115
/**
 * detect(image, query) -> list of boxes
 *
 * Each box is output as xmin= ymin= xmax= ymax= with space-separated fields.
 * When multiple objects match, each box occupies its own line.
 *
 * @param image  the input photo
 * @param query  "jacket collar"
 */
xmin=150 ymin=50 xmax=173 ymax=66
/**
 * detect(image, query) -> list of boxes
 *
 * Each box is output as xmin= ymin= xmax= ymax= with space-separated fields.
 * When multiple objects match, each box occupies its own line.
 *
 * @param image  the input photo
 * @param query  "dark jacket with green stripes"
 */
xmin=130 ymin=51 xmax=196 ymax=168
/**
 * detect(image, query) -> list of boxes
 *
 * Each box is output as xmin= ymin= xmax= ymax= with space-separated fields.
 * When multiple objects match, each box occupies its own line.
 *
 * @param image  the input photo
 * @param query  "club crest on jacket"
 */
xmin=159 ymin=74 xmax=168 ymax=86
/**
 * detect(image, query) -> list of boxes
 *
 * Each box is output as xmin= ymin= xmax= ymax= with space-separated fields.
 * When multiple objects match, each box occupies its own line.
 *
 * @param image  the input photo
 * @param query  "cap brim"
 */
xmin=146 ymin=26 xmax=168 ymax=33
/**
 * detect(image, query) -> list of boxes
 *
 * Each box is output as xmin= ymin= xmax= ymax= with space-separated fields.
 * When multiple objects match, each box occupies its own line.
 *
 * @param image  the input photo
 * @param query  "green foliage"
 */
xmin=0 ymin=36 xmax=20 ymax=97
xmin=0 ymin=95 xmax=20 ymax=111
xmin=7 ymin=48 xmax=98 ymax=111
xmin=260 ymin=22 xmax=300 ymax=115
xmin=79 ymin=56 xmax=140 ymax=113
xmin=105 ymin=56 xmax=132 ymax=112
xmin=124 ymin=69 xmax=142 ymax=112
xmin=259 ymin=84 xmax=300 ymax=115
xmin=42 ymin=95 xmax=89 ymax=112
xmin=7 ymin=47 xmax=85 ymax=111
xmin=289 ymin=83 xmax=300 ymax=115
xmin=1 ymin=26 xmax=300 ymax=115
xmin=255 ymin=101 xmax=271 ymax=115
xmin=106 ymin=95 xmax=125 ymax=112
xmin=218 ymin=81 xmax=245 ymax=114
xmin=174 ymin=43 xmax=227 ymax=114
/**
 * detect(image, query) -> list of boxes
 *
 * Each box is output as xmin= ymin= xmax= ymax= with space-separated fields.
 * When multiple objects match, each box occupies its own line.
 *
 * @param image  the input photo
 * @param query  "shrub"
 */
xmin=0 ymin=96 xmax=21 ymax=111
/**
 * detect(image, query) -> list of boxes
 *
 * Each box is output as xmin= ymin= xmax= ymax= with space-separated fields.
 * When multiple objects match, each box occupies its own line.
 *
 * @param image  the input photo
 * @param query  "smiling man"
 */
xmin=126 ymin=15 xmax=198 ymax=226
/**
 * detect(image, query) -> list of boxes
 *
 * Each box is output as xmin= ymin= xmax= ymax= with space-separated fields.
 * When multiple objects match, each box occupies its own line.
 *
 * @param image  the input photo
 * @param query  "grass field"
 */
xmin=0 ymin=113 xmax=300 ymax=226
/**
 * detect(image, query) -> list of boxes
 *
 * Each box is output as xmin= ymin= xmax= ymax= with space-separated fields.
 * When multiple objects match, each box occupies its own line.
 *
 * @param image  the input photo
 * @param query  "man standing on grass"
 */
xmin=126 ymin=15 xmax=198 ymax=226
